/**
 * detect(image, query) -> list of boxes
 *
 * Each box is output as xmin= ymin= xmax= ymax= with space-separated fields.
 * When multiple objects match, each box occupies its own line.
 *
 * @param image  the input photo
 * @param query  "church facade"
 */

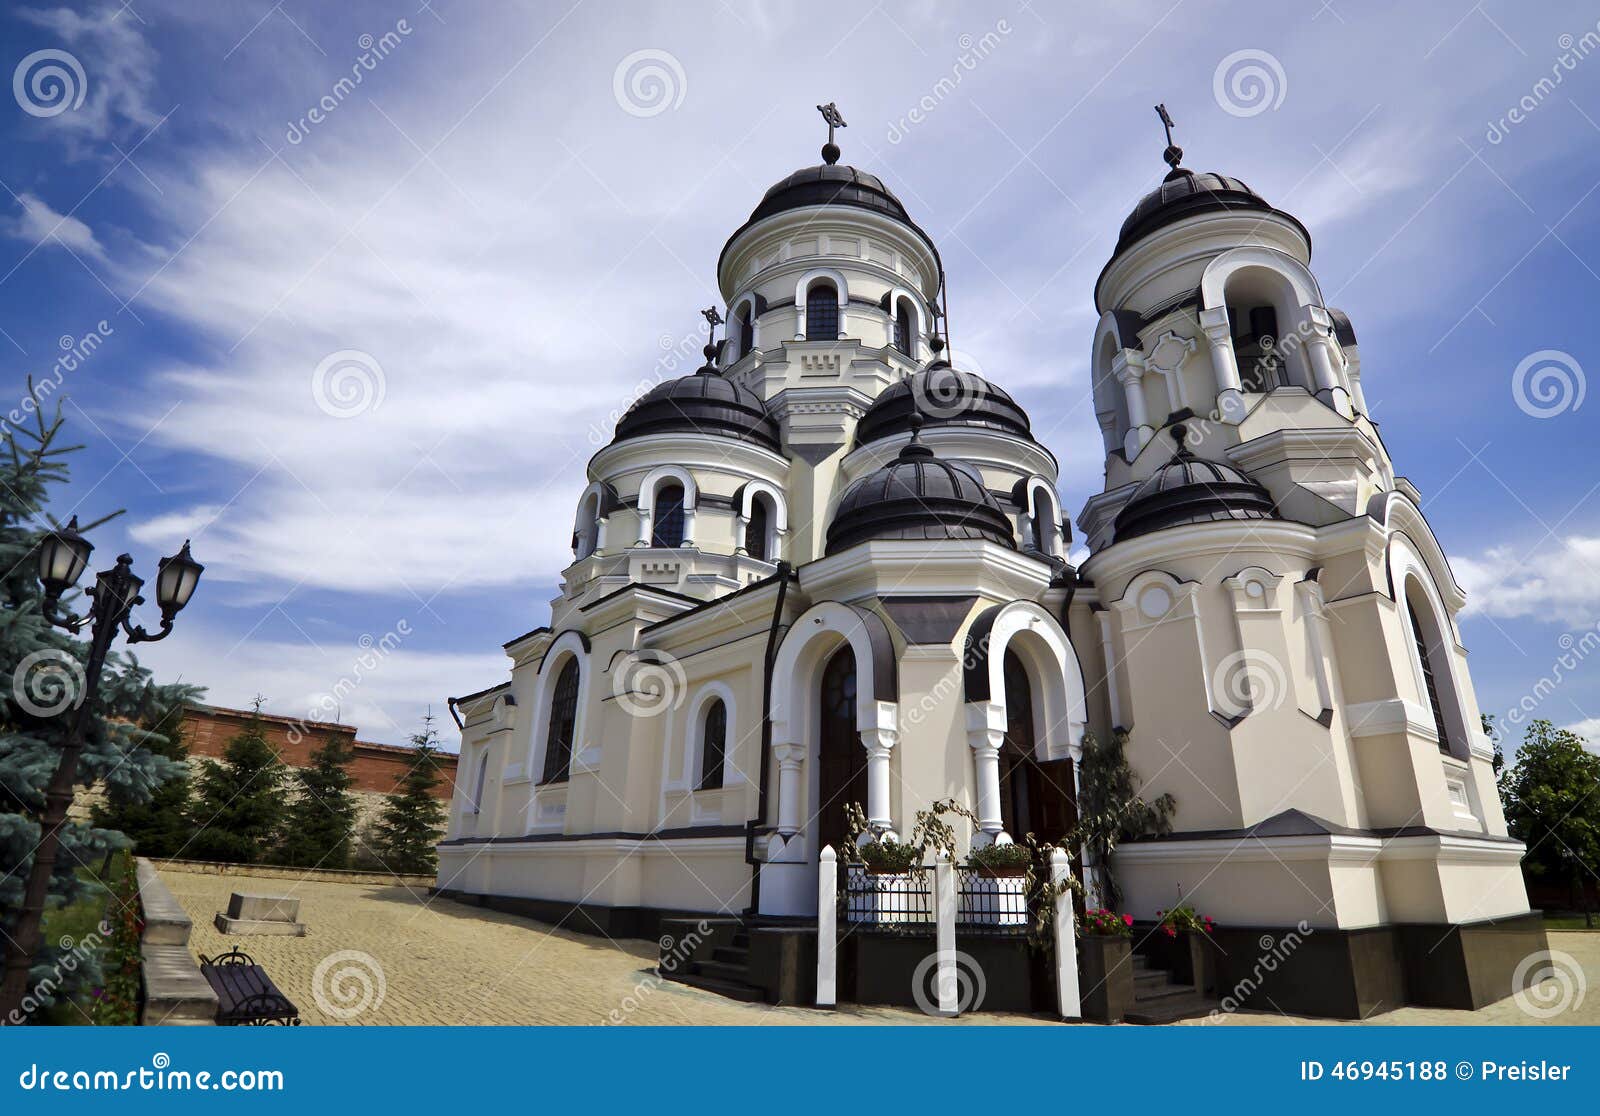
xmin=435 ymin=117 xmax=1541 ymax=1018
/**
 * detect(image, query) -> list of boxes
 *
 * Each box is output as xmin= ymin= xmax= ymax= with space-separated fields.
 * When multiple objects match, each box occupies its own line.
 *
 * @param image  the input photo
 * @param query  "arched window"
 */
xmin=698 ymin=699 xmax=727 ymax=790
xmin=540 ymin=658 xmax=581 ymax=784
xmin=806 ymin=282 xmax=839 ymax=341
xmin=652 ymin=483 xmax=685 ymax=548
xmin=1407 ymin=598 xmax=1454 ymax=755
xmin=745 ymin=494 xmax=770 ymax=561
xmin=1231 ymin=304 xmax=1288 ymax=391
xmin=471 ymin=750 xmax=489 ymax=813
xmin=893 ymin=300 xmax=913 ymax=355
xmin=573 ymin=492 xmax=601 ymax=559
xmin=817 ymin=646 xmax=864 ymax=853
xmin=736 ymin=304 xmax=754 ymax=360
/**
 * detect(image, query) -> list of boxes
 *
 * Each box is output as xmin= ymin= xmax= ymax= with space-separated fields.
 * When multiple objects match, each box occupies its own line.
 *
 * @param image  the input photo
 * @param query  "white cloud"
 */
xmin=1562 ymin=718 xmax=1600 ymax=750
xmin=16 ymin=4 xmax=160 ymax=149
xmin=1455 ymin=536 xmax=1600 ymax=626
xmin=4 ymin=192 xmax=107 ymax=260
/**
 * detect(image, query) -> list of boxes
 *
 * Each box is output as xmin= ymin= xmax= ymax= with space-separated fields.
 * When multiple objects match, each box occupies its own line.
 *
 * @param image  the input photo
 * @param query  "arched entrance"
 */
xmin=816 ymin=646 xmax=866 ymax=853
xmin=995 ymin=649 xmax=1077 ymax=844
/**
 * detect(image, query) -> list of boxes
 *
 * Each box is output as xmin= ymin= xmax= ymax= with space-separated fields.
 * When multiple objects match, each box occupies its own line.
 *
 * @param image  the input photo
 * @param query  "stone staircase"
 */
xmin=1124 ymin=950 xmax=1217 ymax=1024
xmin=662 ymin=924 xmax=767 ymax=1003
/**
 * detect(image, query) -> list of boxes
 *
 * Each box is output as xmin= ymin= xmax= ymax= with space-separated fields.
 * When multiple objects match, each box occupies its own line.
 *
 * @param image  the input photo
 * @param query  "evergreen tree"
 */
xmin=1 ymin=383 xmax=196 ymax=1017
xmin=376 ymin=717 xmax=448 ymax=874
xmin=1500 ymin=719 xmax=1600 ymax=927
xmin=279 ymin=733 xmax=358 ymax=869
xmin=91 ymin=700 xmax=194 ymax=859
xmin=185 ymin=704 xmax=287 ymax=864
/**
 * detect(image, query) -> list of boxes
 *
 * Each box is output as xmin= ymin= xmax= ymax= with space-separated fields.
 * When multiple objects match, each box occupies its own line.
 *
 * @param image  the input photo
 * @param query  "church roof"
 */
xmin=612 ymin=364 xmax=781 ymax=451
xmin=827 ymin=417 xmax=1016 ymax=554
xmin=1114 ymin=167 xmax=1283 ymax=255
xmin=855 ymin=347 xmax=1035 ymax=448
xmin=1113 ymin=425 xmax=1276 ymax=541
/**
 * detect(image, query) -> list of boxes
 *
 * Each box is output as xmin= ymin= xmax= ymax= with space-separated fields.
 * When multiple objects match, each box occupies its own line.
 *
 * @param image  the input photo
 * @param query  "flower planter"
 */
xmin=958 ymin=872 xmax=1028 ymax=927
xmin=1078 ymin=936 xmax=1134 ymax=1023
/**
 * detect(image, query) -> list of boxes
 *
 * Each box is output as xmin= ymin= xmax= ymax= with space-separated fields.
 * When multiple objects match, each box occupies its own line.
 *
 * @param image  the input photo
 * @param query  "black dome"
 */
xmin=1115 ymin=168 xmax=1282 ymax=255
xmin=1113 ymin=426 xmax=1276 ymax=541
xmin=827 ymin=426 xmax=1016 ymax=554
xmin=855 ymin=360 xmax=1034 ymax=448
xmin=614 ymin=368 xmax=781 ymax=451
xmin=719 ymin=154 xmax=941 ymax=274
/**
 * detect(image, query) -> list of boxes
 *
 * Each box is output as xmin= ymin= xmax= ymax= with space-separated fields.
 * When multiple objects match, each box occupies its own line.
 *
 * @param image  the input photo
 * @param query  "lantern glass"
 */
xmin=155 ymin=541 xmax=203 ymax=613
xmin=38 ymin=517 xmax=93 ymax=592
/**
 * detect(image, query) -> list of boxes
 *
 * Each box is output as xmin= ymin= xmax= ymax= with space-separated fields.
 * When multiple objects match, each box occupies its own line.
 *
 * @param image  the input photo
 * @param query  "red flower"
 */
xmin=1122 ymin=914 xmax=1134 ymax=926
xmin=1164 ymin=926 xmax=1177 ymax=938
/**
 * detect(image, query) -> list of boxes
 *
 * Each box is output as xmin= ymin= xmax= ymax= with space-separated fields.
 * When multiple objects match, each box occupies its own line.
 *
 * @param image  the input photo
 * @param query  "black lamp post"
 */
xmin=0 ymin=522 xmax=202 ymax=1019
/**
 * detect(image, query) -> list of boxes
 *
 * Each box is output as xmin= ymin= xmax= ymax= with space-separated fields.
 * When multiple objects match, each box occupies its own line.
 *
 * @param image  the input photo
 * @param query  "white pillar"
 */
xmin=634 ymin=510 xmax=652 ymax=548
xmin=1303 ymin=308 xmax=1353 ymax=417
xmin=733 ymin=514 xmax=749 ymax=555
xmin=964 ymin=701 xmax=1009 ymax=847
xmin=816 ymin=845 xmax=837 ymax=1008
xmin=773 ymin=740 xmax=805 ymax=842
xmin=1096 ymin=410 xmax=1119 ymax=456
xmin=860 ymin=720 xmax=898 ymax=840
xmin=681 ymin=505 xmax=697 ymax=546
xmin=1112 ymin=349 xmax=1153 ymax=457
xmin=1198 ymin=305 xmax=1245 ymax=425
xmin=1051 ymin=848 xmax=1081 ymax=1019
xmin=934 ymin=851 xmax=959 ymax=1016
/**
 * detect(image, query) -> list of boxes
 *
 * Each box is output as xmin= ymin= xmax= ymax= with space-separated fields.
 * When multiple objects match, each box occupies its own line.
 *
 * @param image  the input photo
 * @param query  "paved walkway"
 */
xmin=160 ymin=867 xmax=1596 ymax=1026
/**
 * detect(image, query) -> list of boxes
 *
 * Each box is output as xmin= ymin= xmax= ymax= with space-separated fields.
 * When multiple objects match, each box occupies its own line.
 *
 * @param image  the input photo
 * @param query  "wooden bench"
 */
xmin=198 ymin=947 xmax=301 ymax=1026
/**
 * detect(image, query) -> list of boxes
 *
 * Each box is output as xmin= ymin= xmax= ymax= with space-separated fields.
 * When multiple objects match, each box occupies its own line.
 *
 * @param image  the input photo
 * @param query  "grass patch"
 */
xmin=1542 ymin=914 xmax=1598 ymax=931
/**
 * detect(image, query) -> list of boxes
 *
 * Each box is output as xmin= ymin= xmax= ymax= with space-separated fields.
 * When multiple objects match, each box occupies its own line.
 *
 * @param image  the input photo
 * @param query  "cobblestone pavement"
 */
xmin=163 ymin=867 xmax=1596 ymax=1026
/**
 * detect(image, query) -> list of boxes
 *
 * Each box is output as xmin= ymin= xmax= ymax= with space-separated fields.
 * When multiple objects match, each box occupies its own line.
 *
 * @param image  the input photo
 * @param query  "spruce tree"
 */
xmin=91 ymin=700 xmax=194 ymax=859
xmin=185 ymin=704 xmax=287 ymax=864
xmin=376 ymin=717 xmax=448 ymax=875
xmin=280 ymin=733 xmax=358 ymax=869
xmin=1 ymin=383 xmax=196 ymax=1017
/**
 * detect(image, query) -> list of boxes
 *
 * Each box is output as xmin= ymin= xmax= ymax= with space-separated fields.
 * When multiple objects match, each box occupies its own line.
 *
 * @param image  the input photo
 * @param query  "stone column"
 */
xmin=1096 ymin=410 xmax=1119 ymax=456
xmin=733 ymin=514 xmax=749 ymax=555
xmin=1304 ymin=307 xmax=1353 ymax=417
xmin=965 ymin=701 xmax=1008 ymax=846
xmin=1198 ymin=305 xmax=1245 ymax=424
xmin=859 ymin=724 xmax=898 ymax=841
xmin=772 ymin=740 xmax=806 ymax=843
xmin=1111 ymin=349 xmax=1153 ymax=457
xmin=634 ymin=509 xmax=652 ymax=548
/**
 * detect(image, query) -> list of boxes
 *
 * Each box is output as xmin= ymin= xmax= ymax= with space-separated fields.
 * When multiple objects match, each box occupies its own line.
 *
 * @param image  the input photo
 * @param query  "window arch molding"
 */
xmin=572 ymin=481 xmax=619 ymax=560
xmin=525 ymin=631 xmax=591 ymax=789
xmin=729 ymin=294 xmax=760 ymax=362
xmin=636 ymin=465 xmax=699 ymax=547
xmin=1012 ymin=475 xmax=1064 ymax=558
xmin=1389 ymin=532 xmax=1476 ymax=761
xmin=883 ymin=288 xmax=927 ymax=358
xmin=733 ymin=479 xmax=788 ymax=561
xmin=686 ymin=680 xmax=741 ymax=790
xmin=793 ymin=268 xmax=850 ymax=341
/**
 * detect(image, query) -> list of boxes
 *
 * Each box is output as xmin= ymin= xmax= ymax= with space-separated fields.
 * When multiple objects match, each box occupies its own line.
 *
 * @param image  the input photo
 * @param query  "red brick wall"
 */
xmin=181 ymin=705 xmax=456 ymax=799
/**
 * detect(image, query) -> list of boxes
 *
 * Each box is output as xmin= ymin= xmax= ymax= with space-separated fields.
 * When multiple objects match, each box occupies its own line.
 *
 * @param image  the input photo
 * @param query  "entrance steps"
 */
xmin=1124 ymin=951 xmax=1218 ymax=1025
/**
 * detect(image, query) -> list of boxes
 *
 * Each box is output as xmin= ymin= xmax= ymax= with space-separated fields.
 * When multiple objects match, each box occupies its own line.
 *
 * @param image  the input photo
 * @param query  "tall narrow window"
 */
xmin=1407 ymin=600 xmax=1453 ymax=755
xmin=736 ymin=304 xmax=754 ymax=360
xmin=699 ymin=699 xmax=727 ymax=790
xmin=652 ymin=483 xmax=685 ymax=548
xmin=540 ymin=658 xmax=581 ymax=784
xmin=744 ymin=495 xmax=770 ymax=561
xmin=1030 ymin=497 xmax=1050 ymax=554
xmin=893 ymin=301 xmax=913 ymax=355
xmin=806 ymin=282 xmax=839 ymax=341
xmin=472 ymin=751 xmax=489 ymax=813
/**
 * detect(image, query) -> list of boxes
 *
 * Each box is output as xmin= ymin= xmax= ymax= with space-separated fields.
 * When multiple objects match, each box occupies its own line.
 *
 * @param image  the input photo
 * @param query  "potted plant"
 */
xmin=961 ymin=842 xmax=1032 ymax=926
xmin=1154 ymin=906 xmax=1218 ymax=994
xmin=1078 ymin=908 xmax=1135 ymax=1023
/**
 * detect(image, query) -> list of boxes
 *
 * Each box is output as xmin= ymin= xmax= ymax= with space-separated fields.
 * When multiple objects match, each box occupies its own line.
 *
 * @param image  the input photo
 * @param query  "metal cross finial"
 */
xmin=701 ymin=305 xmax=724 ymax=342
xmin=1154 ymin=103 xmax=1183 ymax=171
xmin=817 ymin=102 xmax=847 ymax=164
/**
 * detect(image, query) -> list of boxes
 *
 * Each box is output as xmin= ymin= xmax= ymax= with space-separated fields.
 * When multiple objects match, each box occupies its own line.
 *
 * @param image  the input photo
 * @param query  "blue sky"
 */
xmin=4 ymin=0 xmax=1600 ymax=751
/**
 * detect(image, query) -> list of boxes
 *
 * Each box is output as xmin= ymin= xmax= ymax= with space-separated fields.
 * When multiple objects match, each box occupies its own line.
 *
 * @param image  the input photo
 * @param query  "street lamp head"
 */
xmin=155 ymin=540 xmax=203 ymax=616
xmin=37 ymin=515 xmax=93 ymax=597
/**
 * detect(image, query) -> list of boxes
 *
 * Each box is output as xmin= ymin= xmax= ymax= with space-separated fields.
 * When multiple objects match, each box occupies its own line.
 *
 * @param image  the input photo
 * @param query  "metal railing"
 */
xmin=954 ymin=866 xmax=1032 ymax=935
xmin=839 ymin=861 xmax=934 ymax=933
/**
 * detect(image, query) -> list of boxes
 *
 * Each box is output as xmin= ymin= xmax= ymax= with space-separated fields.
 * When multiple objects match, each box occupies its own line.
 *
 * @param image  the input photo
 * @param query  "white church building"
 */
xmin=436 ymin=111 xmax=1542 ymax=1018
